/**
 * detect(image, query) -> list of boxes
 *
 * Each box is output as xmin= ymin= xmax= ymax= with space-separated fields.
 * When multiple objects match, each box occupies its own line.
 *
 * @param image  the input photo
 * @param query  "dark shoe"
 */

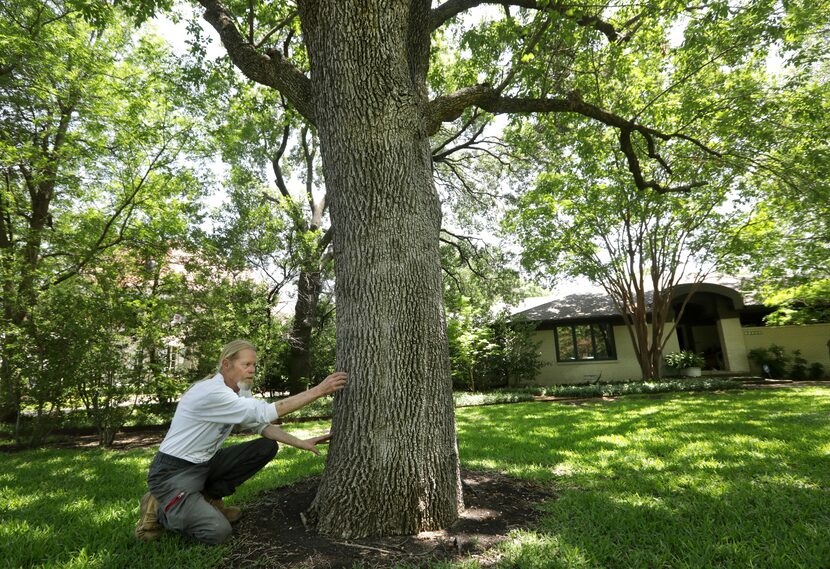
xmin=207 ymin=497 xmax=242 ymax=524
xmin=134 ymin=492 xmax=164 ymax=541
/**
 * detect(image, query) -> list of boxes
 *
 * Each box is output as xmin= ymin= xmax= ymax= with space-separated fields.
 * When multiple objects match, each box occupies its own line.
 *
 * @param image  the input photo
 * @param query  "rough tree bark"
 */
xmin=298 ymin=0 xmax=463 ymax=538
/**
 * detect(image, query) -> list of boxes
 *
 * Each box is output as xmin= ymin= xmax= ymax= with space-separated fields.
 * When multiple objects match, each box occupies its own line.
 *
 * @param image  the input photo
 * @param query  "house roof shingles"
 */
xmin=513 ymin=291 xmax=623 ymax=322
xmin=512 ymin=281 xmax=761 ymax=323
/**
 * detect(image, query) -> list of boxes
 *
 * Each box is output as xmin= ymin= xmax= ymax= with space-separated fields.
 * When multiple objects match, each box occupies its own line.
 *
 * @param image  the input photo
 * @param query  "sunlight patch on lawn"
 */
xmin=755 ymin=471 xmax=823 ymax=491
xmin=608 ymin=491 xmax=671 ymax=512
xmin=497 ymin=529 xmax=592 ymax=569
xmin=593 ymin=433 xmax=630 ymax=447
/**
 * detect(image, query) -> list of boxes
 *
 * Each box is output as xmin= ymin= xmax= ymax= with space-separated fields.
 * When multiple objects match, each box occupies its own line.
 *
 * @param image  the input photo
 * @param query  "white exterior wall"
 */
xmin=718 ymin=317 xmax=750 ymax=372
xmin=528 ymin=320 xmax=830 ymax=385
xmin=530 ymin=323 xmax=680 ymax=385
xmin=742 ymin=323 xmax=830 ymax=375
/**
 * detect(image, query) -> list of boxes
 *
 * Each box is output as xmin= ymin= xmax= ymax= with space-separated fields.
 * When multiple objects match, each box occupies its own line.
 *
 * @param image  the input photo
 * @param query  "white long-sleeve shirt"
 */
xmin=158 ymin=373 xmax=278 ymax=463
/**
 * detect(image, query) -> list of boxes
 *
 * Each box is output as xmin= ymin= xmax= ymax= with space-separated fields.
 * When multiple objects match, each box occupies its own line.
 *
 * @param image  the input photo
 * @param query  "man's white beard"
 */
xmin=238 ymin=380 xmax=253 ymax=397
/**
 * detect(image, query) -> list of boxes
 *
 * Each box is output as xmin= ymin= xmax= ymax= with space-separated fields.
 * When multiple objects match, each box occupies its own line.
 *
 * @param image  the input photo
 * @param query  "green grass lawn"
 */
xmin=1 ymin=387 xmax=828 ymax=568
xmin=456 ymin=387 xmax=830 ymax=568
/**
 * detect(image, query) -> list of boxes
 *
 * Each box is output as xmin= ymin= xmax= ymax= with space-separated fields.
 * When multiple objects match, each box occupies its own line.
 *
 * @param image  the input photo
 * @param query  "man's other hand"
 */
xmin=317 ymin=371 xmax=347 ymax=396
xmin=299 ymin=433 xmax=334 ymax=456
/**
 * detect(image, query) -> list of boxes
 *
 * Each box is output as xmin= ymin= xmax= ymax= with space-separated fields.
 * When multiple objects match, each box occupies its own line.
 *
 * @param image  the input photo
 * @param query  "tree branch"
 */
xmin=246 ymin=0 xmax=254 ymax=43
xmin=439 ymin=234 xmax=489 ymax=281
xmin=254 ymin=11 xmax=298 ymax=49
xmin=494 ymin=15 xmax=552 ymax=94
xmin=318 ymin=226 xmax=333 ymax=258
xmin=300 ymin=126 xmax=315 ymax=213
xmin=432 ymin=120 xmax=488 ymax=162
xmin=197 ymin=0 xmax=315 ymax=123
xmin=427 ymin=84 xmax=495 ymax=135
xmin=47 ymin=139 xmax=175 ymax=289
xmin=430 ymin=0 xmax=620 ymax=43
xmin=429 ymin=85 xmax=722 ymax=193
xmin=0 ymin=169 xmax=13 ymax=249
xmin=272 ymin=123 xmax=291 ymax=198
xmin=431 ymin=108 xmax=483 ymax=155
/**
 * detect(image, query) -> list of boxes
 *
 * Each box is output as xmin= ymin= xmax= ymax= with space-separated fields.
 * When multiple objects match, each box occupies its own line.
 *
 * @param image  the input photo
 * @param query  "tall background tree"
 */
xmin=206 ymin=79 xmax=334 ymax=394
xmin=0 ymin=0 xmax=210 ymax=434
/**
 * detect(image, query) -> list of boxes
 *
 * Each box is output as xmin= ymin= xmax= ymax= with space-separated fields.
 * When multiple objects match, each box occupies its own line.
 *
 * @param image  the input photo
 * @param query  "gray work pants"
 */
xmin=147 ymin=438 xmax=278 ymax=544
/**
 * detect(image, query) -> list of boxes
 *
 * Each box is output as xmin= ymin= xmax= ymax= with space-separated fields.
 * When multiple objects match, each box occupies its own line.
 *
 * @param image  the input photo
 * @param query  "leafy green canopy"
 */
xmin=763 ymin=278 xmax=830 ymax=325
xmin=486 ymin=1 xmax=828 ymax=296
xmin=0 ymin=0 xmax=220 ymax=432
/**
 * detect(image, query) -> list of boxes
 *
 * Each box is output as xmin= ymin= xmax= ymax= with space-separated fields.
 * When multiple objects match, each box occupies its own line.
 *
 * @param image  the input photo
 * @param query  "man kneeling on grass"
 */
xmin=134 ymin=339 xmax=347 ymax=544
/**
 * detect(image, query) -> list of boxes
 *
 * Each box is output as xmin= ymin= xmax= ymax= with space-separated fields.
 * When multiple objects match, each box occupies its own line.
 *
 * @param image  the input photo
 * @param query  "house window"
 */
xmin=166 ymin=345 xmax=183 ymax=371
xmin=554 ymin=323 xmax=616 ymax=361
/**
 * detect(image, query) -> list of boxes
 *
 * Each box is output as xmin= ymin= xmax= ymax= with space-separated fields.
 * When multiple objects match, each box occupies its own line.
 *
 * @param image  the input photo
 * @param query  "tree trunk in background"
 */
xmin=0 ymin=109 xmax=69 ymax=423
xmin=299 ymin=0 xmax=463 ymax=538
xmin=0 ymin=341 xmax=18 ymax=423
xmin=285 ymin=268 xmax=322 ymax=394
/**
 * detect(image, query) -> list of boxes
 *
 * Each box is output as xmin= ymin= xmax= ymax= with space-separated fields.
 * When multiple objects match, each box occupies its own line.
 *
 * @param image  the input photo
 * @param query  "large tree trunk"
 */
xmin=0 ymin=338 xmax=19 ymax=423
xmin=0 ymin=188 xmax=49 ymax=423
xmin=299 ymin=0 xmax=463 ymax=538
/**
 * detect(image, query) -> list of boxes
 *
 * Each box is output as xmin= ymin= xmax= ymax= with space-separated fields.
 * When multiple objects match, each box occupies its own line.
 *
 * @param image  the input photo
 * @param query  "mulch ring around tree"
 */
xmin=221 ymin=469 xmax=556 ymax=568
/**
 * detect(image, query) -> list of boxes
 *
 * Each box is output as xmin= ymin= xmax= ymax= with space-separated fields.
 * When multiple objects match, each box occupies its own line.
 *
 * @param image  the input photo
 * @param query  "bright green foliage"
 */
xmin=496 ymin=0 xmax=830 ymax=379
xmin=747 ymin=344 xmax=827 ymax=379
xmin=664 ymin=350 xmax=706 ymax=370
xmin=0 ymin=1 xmax=211 ymax=432
xmin=747 ymin=344 xmax=791 ymax=378
xmin=200 ymin=71 xmax=336 ymax=393
xmin=207 ymin=79 xmax=327 ymax=271
xmin=441 ymin=241 xmax=545 ymax=390
xmin=514 ymin=377 xmax=744 ymax=399
xmin=35 ymin=264 xmax=143 ymax=447
xmin=506 ymin=150 xmax=745 ymax=285
xmin=734 ymin=66 xmax=830 ymax=287
xmin=504 ymin=145 xmax=749 ymax=379
xmin=448 ymin=303 xmax=544 ymax=391
xmin=763 ymin=278 xmax=830 ymax=325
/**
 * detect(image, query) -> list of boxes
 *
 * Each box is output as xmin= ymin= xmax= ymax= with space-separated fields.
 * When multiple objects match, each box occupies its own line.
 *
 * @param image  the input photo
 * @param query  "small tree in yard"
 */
xmin=507 ymin=156 xmax=753 ymax=379
xmin=489 ymin=315 xmax=545 ymax=388
xmin=449 ymin=304 xmax=544 ymax=391
xmin=442 ymin=239 xmax=542 ymax=391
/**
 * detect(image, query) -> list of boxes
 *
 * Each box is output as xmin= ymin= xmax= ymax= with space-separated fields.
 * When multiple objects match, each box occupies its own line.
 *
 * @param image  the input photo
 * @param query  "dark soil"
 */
xmin=221 ymin=469 xmax=556 ymax=568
